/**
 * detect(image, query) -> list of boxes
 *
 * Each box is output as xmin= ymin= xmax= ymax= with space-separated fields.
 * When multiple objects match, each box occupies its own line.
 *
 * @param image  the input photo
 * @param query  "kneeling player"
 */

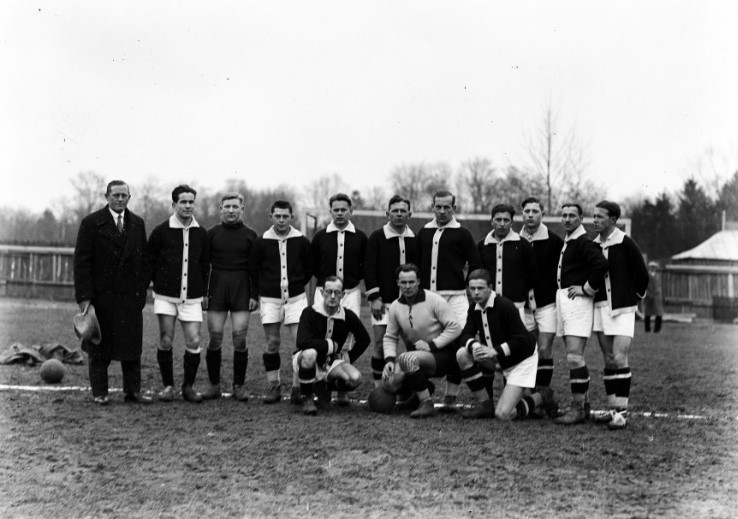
xmin=294 ymin=276 xmax=370 ymax=415
xmin=458 ymin=269 xmax=555 ymax=420
xmin=381 ymin=263 xmax=462 ymax=418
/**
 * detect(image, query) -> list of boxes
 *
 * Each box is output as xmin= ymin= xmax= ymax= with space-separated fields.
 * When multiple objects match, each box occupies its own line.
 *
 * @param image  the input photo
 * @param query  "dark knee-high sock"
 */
xmin=570 ymin=366 xmax=590 ymax=403
xmin=183 ymin=351 xmax=201 ymax=387
xmin=263 ymin=352 xmax=281 ymax=385
xmin=603 ymin=368 xmax=617 ymax=408
xmin=299 ymin=365 xmax=316 ymax=397
xmin=233 ymin=350 xmax=248 ymax=386
xmin=536 ymin=358 xmax=554 ymax=387
xmin=613 ymin=367 xmax=632 ymax=410
xmin=157 ymin=349 xmax=174 ymax=387
xmin=515 ymin=395 xmax=537 ymax=419
xmin=206 ymin=349 xmax=221 ymax=385
xmin=371 ymin=357 xmax=385 ymax=385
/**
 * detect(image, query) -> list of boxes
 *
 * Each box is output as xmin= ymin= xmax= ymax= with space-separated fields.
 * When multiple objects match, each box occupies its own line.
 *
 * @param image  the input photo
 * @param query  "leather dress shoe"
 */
xmin=124 ymin=392 xmax=153 ymax=404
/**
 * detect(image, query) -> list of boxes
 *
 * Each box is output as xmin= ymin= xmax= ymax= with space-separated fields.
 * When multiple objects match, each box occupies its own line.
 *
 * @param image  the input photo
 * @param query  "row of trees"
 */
xmin=2 ymin=167 xmax=736 ymax=265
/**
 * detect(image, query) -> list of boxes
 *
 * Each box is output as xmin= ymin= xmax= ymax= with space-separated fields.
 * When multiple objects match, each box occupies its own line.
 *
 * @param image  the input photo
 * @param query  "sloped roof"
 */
xmin=672 ymin=230 xmax=738 ymax=262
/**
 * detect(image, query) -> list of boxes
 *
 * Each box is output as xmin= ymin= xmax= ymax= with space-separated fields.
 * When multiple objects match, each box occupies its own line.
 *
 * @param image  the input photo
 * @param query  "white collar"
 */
xmin=382 ymin=223 xmax=415 ymax=239
xmin=474 ymin=291 xmax=498 ymax=311
xmin=169 ymin=214 xmax=199 ymax=229
xmin=109 ymin=207 xmax=125 ymax=221
xmin=327 ymin=221 xmax=356 ymax=233
xmin=483 ymin=230 xmax=520 ymax=245
xmin=594 ymin=227 xmax=625 ymax=247
xmin=312 ymin=300 xmax=346 ymax=321
xmin=263 ymin=226 xmax=303 ymax=240
xmin=522 ymin=223 xmax=549 ymax=242
xmin=565 ymin=225 xmax=586 ymax=242
xmin=424 ymin=217 xmax=461 ymax=229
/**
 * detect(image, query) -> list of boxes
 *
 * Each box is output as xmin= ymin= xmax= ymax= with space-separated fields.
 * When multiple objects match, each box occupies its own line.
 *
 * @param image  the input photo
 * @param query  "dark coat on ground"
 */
xmin=74 ymin=206 xmax=150 ymax=361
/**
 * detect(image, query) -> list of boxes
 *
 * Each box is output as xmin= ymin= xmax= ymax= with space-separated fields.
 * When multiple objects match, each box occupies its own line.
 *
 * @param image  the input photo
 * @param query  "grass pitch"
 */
xmin=0 ymin=298 xmax=737 ymax=518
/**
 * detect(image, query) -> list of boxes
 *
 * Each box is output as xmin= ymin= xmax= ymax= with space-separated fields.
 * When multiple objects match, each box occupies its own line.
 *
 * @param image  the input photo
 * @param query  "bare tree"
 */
xmin=458 ymin=157 xmax=497 ymax=213
xmin=524 ymin=101 xmax=590 ymax=212
xmin=68 ymin=170 xmax=108 ymax=220
xmin=363 ymin=185 xmax=387 ymax=210
xmin=389 ymin=162 xmax=452 ymax=211
xmin=302 ymin=174 xmax=350 ymax=210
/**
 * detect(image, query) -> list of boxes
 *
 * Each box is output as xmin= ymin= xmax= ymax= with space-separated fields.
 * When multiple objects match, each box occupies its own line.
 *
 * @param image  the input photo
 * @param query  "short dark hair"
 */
xmin=521 ymin=197 xmax=543 ymax=211
xmin=106 ymin=180 xmax=129 ymax=196
xmin=432 ymin=190 xmax=456 ymax=207
xmin=387 ymin=195 xmax=411 ymax=211
xmin=595 ymin=200 xmax=621 ymax=221
xmin=395 ymin=263 xmax=421 ymax=280
xmin=323 ymin=275 xmax=344 ymax=290
xmin=270 ymin=200 xmax=293 ymax=214
xmin=491 ymin=203 xmax=515 ymax=219
xmin=329 ymin=193 xmax=352 ymax=208
xmin=561 ymin=202 xmax=583 ymax=217
xmin=220 ymin=192 xmax=243 ymax=205
xmin=172 ymin=184 xmax=197 ymax=203
xmin=467 ymin=268 xmax=493 ymax=286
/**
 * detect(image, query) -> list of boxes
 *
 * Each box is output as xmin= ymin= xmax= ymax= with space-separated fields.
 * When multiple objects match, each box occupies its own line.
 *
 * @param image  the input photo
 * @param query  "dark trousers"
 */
xmin=89 ymin=357 xmax=141 ymax=397
xmin=644 ymin=315 xmax=662 ymax=333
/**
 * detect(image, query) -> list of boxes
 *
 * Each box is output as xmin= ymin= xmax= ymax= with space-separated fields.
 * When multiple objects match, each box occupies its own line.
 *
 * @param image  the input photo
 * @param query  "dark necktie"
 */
xmin=117 ymin=214 xmax=124 ymax=234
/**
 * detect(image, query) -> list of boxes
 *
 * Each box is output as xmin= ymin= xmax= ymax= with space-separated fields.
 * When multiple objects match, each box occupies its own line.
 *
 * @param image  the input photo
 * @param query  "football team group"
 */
xmin=73 ymin=180 xmax=650 ymax=430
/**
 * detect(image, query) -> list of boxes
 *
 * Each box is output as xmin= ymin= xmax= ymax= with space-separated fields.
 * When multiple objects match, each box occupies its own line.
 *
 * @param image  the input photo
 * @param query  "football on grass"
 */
xmin=40 ymin=359 xmax=65 ymax=383
xmin=368 ymin=387 xmax=396 ymax=414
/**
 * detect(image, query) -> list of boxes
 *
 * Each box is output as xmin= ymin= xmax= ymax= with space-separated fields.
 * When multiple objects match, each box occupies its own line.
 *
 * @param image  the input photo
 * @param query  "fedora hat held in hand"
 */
xmin=73 ymin=303 xmax=102 ymax=346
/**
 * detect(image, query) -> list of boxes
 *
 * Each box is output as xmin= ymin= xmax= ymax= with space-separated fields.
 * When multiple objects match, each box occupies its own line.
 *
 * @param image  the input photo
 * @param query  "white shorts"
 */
xmin=313 ymin=286 xmax=362 ymax=317
xmin=370 ymin=302 xmax=393 ymax=326
xmin=441 ymin=294 xmax=470 ymax=327
xmin=502 ymin=347 xmax=538 ymax=388
xmin=259 ymin=294 xmax=308 ymax=325
xmin=556 ymin=289 xmax=594 ymax=338
xmin=524 ymin=304 xmax=557 ymax=334
xmin=593 ymin=305 xmax=635 ymax=338
xmin=154 ymin=298 xmax=203 ymax=322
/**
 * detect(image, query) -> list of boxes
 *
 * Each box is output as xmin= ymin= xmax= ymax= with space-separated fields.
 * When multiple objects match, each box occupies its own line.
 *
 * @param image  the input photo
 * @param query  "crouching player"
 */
xmin=457 ymin=269 xmax=555 ymax=420
xmin=294 ymin=276 xmax=370 ymax=415
xmin=381 ymin=263 xmax=462 ymax=418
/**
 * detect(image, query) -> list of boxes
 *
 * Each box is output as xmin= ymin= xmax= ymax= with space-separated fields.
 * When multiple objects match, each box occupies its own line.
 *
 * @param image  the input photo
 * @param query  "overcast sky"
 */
xmin=2 ymin=1 xmax=737 ymax=213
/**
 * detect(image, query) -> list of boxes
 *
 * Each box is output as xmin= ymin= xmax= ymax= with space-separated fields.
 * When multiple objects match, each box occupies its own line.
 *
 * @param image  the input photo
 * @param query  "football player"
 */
xmin=520 ymin=197 xmax=564 ymax=403
xmin=310 ymin=193 xmax=368 ymax=404
xmin=294 ymin=276 xmax=370 ymax=415
xmin=553 ymin=203 xmax=609 ymax=425
xmin=591 ymin=200 xmax=649 ymax=429
xmin=364 ymin=195 xmax=416 ymax=387
xmin=248 ymin=200 xmax=312 ymax=404
xmin=413 ymin=190 xmax=481 ymax=411
xmin=457 ymin=269 xmax=555 ymax=419
xmin=202 ymin=193 xmax=259 ymax=402
xmin=382 ymin=263 xmax=462 ymax=418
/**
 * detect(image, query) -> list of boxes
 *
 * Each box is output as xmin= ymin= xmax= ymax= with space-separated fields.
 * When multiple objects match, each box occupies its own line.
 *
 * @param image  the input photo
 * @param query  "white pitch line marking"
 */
xmin=0 ymin=385 xmax=735 ymax=421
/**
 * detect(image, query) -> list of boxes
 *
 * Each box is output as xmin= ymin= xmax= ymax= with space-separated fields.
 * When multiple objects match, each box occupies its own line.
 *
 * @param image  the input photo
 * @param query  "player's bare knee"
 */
xmin=496 ymin=406 xmax=516 ymax=421
xmin=456 ymin=348 xmax=474 ymax=370
xmin=207 ymin=331 xmax=224 ymax=351
xmin=232 ymin=331 xmax=247 ymax=352
xmin=566 ymin=352 xmax=585 ymax=368
xmin=300 ymin=349 xmax=317 ymax=368
xmin=159 ymin=334 xmax=174 ymax=351
xmin=265 ymin=336 xmax=281 ymax=353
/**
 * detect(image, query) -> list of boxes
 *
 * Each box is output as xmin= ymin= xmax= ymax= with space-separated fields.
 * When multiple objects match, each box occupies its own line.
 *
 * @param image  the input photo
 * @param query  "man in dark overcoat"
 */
xmin=74 ymin=180 xmax=152 ymax=405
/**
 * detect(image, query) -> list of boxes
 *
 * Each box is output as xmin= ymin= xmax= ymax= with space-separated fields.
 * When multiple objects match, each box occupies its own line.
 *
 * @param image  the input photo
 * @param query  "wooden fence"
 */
xmin=4 ymin=241 xmax=736 ymax=321
xmin=662 ymin=264 xmax=738 ymax=319
xmin=0 ymin=245 xmax=75 ymax=300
